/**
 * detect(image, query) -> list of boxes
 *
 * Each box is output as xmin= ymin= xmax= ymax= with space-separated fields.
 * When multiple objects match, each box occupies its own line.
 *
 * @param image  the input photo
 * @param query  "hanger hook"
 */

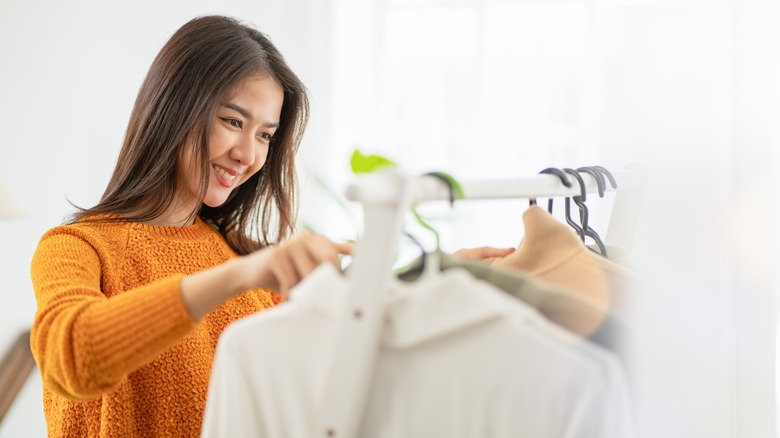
xmin=592 ymin=165 xmax=618 ymax=189
xmin=540 ymin=167 xmax=573 ymax=187
xmin=422 ymin=172 xmax=457 ymax=207
xmin=576 ymin=167 xmax=606 ymax=198
xmin=562 ymin=168 xmax=587 ymax=240
xmin=539 ymin=167 xmax=572 ymax=213
xmin=564 ymin=168 xmax=608 ymax=257
xmin=562 ymin=168 xmax=586 ymax=202
xmin=417 ymin=171 xmax=462 ymax=252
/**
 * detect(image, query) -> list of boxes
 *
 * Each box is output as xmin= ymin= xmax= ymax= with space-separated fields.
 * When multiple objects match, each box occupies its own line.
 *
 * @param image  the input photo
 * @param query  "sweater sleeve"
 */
xmin=30 ymin=231 xmax=197 ymax=401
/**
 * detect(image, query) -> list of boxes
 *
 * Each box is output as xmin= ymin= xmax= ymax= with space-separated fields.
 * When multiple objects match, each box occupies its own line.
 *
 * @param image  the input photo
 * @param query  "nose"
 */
xmin=229 ymin=132 xmax=256 ymax=167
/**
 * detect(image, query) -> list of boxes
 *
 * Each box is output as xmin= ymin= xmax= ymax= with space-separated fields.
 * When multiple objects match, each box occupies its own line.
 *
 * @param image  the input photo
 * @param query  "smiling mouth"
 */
xmin=212 ymin=164 xmax=238 ymax=181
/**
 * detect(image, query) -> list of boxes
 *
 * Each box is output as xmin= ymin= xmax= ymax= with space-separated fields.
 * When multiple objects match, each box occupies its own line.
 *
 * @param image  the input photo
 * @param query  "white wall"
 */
xmin=728 ymin=0 xmax=780 ymax=436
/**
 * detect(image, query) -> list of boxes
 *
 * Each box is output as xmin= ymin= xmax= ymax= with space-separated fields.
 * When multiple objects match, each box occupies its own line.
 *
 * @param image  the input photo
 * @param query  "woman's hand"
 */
xmin=181 ymin=231 xmax=351 ymax=321
xmin=451 ymin=246 xmax=515 ymax=264
xmin=241 ymin=230 xmax=353 ymax=295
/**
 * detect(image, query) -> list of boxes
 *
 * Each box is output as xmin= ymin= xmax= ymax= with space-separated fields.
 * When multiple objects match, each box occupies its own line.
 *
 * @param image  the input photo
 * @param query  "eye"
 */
xmin=222 ymin=118 xmax=242 ymax=129
xmin=258 ymin=132 xmax=274 ymax=142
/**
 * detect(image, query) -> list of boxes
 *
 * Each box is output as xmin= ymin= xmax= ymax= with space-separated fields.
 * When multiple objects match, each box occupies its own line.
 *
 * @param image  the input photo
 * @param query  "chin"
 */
xmin=203 ymin=193 xmax=231 ymax=208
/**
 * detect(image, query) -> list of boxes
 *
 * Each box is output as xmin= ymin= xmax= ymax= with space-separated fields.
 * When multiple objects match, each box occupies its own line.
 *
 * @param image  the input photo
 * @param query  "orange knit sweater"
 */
xmin=29 ymin=216 xmax=283 ymax=437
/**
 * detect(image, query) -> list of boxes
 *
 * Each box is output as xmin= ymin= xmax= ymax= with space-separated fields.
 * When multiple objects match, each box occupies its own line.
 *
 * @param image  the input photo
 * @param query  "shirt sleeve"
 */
xmin=30 ymin=231 xmax=197 ymax=401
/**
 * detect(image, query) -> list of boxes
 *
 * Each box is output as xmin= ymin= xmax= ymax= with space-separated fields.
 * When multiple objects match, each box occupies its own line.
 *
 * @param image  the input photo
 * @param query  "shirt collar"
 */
xmin=289 ymin=264 xmax=516 ymax=349
xmin=383 ymin=268 xmax=511 ymax=348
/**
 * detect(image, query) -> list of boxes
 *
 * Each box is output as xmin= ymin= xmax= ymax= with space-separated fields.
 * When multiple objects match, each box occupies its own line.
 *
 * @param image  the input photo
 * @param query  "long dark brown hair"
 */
xmin=71 ymin=15 xmax=309 ymax=254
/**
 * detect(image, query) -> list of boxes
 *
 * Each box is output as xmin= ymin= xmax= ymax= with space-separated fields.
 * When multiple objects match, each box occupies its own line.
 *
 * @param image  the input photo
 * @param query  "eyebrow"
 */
xmin=221 ymin=103 xmax=279 ymax=128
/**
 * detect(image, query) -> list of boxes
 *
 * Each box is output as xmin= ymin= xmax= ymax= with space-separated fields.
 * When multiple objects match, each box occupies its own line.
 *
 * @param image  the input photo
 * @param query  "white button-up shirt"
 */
xmin=202 ymin=264 xmax=634 ymax=438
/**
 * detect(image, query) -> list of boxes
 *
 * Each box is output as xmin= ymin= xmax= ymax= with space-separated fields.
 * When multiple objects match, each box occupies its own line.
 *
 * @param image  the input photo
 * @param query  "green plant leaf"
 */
xmin=350 ymin=149 xmax=398 ymax=174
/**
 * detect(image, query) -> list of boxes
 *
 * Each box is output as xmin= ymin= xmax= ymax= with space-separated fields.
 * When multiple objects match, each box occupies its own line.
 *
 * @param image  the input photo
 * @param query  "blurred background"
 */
xmin=1 ymin=0 xmax=778 ymax=436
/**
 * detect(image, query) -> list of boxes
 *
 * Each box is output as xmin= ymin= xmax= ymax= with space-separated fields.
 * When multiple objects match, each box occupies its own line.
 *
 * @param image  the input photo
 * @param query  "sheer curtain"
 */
xmin=310 ymin=0 xmax=609 ymax=249
xmin=299 ymin=1 xmax=780 ymax=438
xmin=309 ymin=0 xmax=730 ymax=249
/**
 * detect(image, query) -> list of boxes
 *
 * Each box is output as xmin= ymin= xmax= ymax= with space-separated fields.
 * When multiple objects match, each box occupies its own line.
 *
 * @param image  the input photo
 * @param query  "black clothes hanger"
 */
xmin=397 ymin=171 xmax=460 ymax=276
xmin=422 ymin=171 xmax=457 ymax=207
xmin=538 ymin=167 xmax=572 ymax=213
xmin=576 ymin=167 xmax=606 ymax=198
xmin=401 ymin=231 xmax=428 ymax=274
xmin=562 ymin=168 xmax=587 ymax=241
xmin=563 ymin=168 xmax=608 ymax=257
xmin=580 ymin=165 xmax=616 ymax=258
xmin=592 ymin=165 xmax=618 ymax=190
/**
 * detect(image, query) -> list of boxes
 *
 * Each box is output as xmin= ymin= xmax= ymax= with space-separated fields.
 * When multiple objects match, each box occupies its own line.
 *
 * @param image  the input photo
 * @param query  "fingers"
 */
xmin=288 ymin=236 xmax=319 ymax=278
xmin=333 ymin=242 xmax=354 ymax=256
xmin=304 ymin=238 xmax=343 ymax=268
xmin=252 ymin=232 xmax=353 ymax=294
xmin=267 ymin=247 xmax=297 ymax=293
xmin=452 ymin=246 xmax=516 ymax=262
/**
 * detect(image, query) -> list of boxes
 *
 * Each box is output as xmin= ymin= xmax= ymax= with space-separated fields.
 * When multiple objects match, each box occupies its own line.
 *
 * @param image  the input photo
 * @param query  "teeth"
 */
xmin=213 ymin=164 xmax=237 ymax=180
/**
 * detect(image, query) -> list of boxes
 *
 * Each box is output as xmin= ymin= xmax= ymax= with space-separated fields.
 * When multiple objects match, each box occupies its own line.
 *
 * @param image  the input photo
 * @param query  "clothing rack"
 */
xmin=316 ymin=168 xmax=643 ymax=438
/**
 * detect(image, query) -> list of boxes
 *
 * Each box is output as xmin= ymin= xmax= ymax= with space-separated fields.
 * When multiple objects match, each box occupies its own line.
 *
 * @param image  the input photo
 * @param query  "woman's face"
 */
xmin=180 ymin=74 xmax=284 ymax=209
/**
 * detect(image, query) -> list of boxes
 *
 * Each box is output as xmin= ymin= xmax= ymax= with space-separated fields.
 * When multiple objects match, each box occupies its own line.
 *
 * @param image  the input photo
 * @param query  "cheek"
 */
xmin=253 ymin=147 xmax=271 ymax=173
xmin=235 ymin=150 xmax=269 ymax=186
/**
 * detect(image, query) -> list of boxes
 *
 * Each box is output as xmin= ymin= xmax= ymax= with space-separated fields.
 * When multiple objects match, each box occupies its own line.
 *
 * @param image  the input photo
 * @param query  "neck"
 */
xmin=134 ymin=197 xmax=199 ymax=227
xmin=139 ymin=212 xmax=197 ymax=227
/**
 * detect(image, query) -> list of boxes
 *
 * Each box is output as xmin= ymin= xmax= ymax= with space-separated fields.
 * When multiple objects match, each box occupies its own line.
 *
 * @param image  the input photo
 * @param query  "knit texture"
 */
xmin=29 ymin=215 xmax=283 ymax=437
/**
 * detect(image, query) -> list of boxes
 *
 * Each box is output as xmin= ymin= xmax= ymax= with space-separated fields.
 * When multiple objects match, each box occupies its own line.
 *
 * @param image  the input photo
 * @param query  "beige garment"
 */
xmin=398 ymin=205 xmax=637 ymax=341
xmin=493 ymin=205 xmax=633 ymax=337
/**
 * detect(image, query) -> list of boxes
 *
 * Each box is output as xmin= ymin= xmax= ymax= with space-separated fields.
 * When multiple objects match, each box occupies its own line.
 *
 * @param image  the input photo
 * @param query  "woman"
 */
xmin=30 ymin=15 xmax=351 ymax=437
